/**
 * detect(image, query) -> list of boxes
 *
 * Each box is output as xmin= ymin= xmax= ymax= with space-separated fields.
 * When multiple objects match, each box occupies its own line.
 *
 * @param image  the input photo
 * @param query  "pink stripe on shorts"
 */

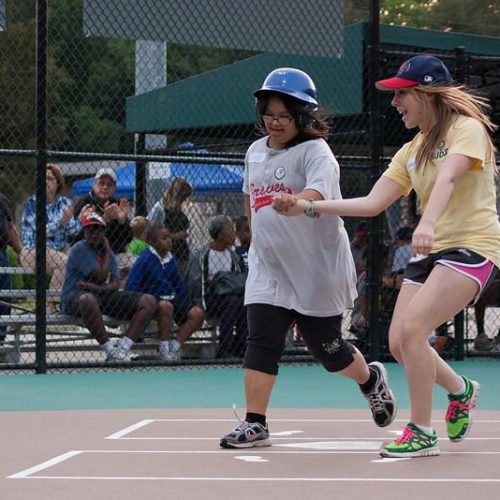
xmin=437 ymin=258 xmax=495 ymax=305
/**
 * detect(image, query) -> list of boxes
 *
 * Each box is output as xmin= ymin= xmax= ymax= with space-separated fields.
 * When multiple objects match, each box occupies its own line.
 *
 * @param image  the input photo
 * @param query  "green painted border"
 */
xmin=1 ymin=360 xmax=499 ymax=412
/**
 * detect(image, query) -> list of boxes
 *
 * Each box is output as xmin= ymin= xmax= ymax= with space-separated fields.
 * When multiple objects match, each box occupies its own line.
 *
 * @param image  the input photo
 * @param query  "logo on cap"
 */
xmin=399 ymin=61 xmax=411 ymax=73
xmin=82 ymin=212 xmax=106 ymax=228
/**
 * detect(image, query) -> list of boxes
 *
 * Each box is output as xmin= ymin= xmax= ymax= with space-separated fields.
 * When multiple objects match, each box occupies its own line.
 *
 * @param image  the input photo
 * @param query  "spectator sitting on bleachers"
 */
xmin=61 ymin=213 xmax=157 ymax=362
xmin=187 ymin=215 xmax=247 ymax=358
xmin=73 ymin=168 xmax=133 ymax=272
xmin=391 ymin=226 xmax=413 ymax=276
xmin=127 ymin=215 xmax=150 ymax=258
xmin=234 ymin=215 xmax=251 ymax=273
xmin=147 ymin=177 xmax=193 ymax=275
xmin=350 ymin=221 xmax=368 ymax=278
xmin=20 ymin=164 xmax=80 ymax=314
xmin=0 ymin=192 xmax=22 ymax=345
xmin=125 ymin=223 xmax=204 ymax=362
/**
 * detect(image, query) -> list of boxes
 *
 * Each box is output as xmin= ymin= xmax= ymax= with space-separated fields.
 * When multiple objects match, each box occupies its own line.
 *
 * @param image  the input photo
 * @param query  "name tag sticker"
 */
xmin=249 ymin=153 xmax=266 ymax=163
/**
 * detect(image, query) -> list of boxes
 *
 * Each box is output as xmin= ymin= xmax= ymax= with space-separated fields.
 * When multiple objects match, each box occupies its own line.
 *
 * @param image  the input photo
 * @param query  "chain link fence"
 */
xmin=0 ymin=0 xmax=499 ymax=372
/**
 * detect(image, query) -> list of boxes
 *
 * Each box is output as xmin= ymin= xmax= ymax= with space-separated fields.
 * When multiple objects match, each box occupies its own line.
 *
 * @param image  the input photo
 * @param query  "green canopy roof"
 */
xmin=126 ymin=23 xmax=500 ymax=133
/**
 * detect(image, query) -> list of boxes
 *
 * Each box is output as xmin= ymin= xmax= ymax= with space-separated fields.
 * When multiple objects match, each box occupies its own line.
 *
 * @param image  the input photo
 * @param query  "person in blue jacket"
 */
xmin=125 ymin=223 xmax=204 ymax=362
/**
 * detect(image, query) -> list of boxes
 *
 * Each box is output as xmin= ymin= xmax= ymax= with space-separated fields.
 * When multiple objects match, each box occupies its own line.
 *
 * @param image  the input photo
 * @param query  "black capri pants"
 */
xmin=244 ymin=303 xmax=355 ymax=376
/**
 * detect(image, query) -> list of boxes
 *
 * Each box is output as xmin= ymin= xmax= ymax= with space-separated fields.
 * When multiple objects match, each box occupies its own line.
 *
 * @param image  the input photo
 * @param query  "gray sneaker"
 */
xmin=363 ymin=361 xmax=397 ymax=427
xmin=106 ymin=348 xmax=136 ymax=362
xmin=158 ymin=339 xmax=181 ymax=362
xmin=220 ymin=420 xmax=271 ymax=449
xmin=491 ymin=343 xmax=500 ymax=353
xmin=473 ymin=334 xmax=494 ymax=351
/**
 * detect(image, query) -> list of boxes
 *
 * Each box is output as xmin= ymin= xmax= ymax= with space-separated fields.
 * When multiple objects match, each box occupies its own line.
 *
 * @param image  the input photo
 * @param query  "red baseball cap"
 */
xmin=376 ymin=55 xmax=453 ymax=91
xmin=82 ymin=213 xmax=106 ymax=228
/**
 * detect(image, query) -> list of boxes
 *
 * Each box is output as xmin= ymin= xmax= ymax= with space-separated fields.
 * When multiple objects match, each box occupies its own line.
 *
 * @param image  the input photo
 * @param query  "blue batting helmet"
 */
xmin=254 ymin=68 xmax=318 ymax=110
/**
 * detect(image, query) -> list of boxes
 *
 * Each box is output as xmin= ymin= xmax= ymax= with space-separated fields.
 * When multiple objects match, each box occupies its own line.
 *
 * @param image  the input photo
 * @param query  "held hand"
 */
xmin=79 ymin=204 xmax=94 ymax=221
xmin=103 ymin=202 xmax=120 ymax=222
xmin=272 ymin=193 xmax=296 ymax=213
xmin=412 ymin=221 xmax=435 ymax=256
xmin=118 ymin=197 xmax=130 ymax=211
xmin=118 ymin=198 xmax=130 ymax=222
xmin=272 ymin=193 xmax=308 ymax=217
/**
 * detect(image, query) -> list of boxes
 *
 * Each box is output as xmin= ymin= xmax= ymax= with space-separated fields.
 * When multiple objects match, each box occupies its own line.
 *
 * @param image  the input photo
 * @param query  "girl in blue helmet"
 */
xmin=274 ymin=55 xmax=500 ymax=458
xmin=219 ymin=67 xmax=397 ymax=449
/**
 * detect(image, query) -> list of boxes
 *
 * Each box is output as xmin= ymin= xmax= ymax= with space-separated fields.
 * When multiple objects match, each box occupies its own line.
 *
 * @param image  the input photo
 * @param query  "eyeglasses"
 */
xmin=46 ymin=176 xmax=56 ymax=181
xmin=262 ymin=114 xmax=294 ymax=126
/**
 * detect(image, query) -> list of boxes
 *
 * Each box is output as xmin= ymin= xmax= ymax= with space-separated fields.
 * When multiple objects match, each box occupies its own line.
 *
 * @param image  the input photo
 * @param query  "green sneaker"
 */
xmin=380 ymin=423 xmax=440 ymax=458
xmin=446 ymin=376 xmax=480 ymax=442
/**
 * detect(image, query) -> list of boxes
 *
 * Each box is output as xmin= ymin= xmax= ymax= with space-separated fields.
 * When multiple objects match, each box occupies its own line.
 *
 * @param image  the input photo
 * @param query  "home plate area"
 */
xmin=10 ymin=409 xmax=500 ymax=485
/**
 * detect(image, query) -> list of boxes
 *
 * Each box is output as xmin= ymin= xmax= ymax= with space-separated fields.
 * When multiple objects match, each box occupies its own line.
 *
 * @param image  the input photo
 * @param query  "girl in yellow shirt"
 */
xmin=273 ymin=55 xmax=500 ymax=458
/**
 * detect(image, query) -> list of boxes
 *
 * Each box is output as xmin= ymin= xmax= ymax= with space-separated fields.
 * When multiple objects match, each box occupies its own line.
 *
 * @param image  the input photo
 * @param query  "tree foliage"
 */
xmin=1 ymin=0 xmax=498 ymax=159
xmin=380 ymin=0 xmax=500 ymax=36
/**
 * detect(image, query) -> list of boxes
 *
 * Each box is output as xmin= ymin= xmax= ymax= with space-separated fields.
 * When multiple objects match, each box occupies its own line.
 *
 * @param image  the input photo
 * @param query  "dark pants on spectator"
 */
xmin=0 ymin=249 xmax=11 ymax=344
xmin=206 ymin=294 xmax=247 ymax=356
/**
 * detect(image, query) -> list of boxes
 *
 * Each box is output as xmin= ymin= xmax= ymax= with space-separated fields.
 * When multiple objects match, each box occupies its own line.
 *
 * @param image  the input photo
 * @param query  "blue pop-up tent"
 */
xmin=71 ymin=161 xmax=244 ymax=198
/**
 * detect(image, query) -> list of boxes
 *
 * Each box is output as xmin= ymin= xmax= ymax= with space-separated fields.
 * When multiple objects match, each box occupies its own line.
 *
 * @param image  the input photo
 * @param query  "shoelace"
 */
xmin=366 ymin=392 xmax=385 ymax=412
xmin=395 ymin=426 xmax=416 ymax=444
xmin=231 ymin=405 xmax=264 ymax=438
xmin=446 ymin=399 xmax=475 ymax=421
xmin=231 ymin=405 xmax=251 ymax=431
xmin=232 ymin=404 xmax=244 ymax=424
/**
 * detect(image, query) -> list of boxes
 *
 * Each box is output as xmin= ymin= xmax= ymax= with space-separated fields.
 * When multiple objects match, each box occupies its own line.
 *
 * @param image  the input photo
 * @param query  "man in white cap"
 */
xmin=73 ymin=168 xmax=133 ymax=270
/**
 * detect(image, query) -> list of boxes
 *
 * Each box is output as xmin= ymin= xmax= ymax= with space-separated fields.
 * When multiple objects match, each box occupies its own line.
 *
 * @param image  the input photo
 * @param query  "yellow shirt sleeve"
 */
xmin=382 ymin=141 xmax=414 ymax=196
xmin=447 ymin=116 xmax=488 ymax=170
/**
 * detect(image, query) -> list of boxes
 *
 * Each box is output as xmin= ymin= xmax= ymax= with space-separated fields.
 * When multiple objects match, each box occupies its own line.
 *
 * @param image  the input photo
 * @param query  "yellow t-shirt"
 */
xmin=383 ymin=115 xmax=500 ymax=267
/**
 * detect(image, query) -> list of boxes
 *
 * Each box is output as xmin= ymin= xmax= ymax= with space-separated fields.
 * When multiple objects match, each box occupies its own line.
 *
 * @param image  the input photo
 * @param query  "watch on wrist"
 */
xmin=304 ymin=199 xmax=319 ymax=218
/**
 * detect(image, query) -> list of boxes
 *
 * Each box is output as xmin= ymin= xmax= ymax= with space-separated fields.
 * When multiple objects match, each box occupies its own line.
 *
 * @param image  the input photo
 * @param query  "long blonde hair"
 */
xmin=411 ymin=85 xmax=497 ymax=170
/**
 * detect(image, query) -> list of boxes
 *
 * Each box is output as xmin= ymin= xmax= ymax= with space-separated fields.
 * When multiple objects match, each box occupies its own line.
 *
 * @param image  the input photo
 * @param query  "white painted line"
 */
xmin=11 ymin=476 xmax=500 ymax=483
xmin=8 ymin=451 xmax=82 ymax=479
xmin=371 ymin=458 xmax=411 ymax=463
xmin=106 ymin=419 xmax=155 ymax=439
xmin=139 ymin=418 xmax=500 ymax=423
xmin=9 ymin=447 xmax=500 ymax=480
xmin=271 ymin=431 xmax=304 ymax=436
xmin=234 ymin=456 xmax=269 ymax=463
xmin=278 ymin=441 xmax=381 ymax=450
xmin=112 ymin=436 xmax=500 ymax=441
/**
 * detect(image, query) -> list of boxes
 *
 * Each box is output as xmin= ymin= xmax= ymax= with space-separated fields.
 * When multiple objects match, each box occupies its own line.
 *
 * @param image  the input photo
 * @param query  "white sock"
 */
xmin=452 ymin=377 xmax=466 ymax=396
xmin=118 ymin=336 xmax=134 ymax=352
xmin=169 ymin=339 xmax=181 ymax=352
xmin=159 ymin=340 xmax=170 ymax=352
xmin=414 ymin=423 xmax=434 ymax=435
xmin=101 ymin=341 xmax=115 ymax=355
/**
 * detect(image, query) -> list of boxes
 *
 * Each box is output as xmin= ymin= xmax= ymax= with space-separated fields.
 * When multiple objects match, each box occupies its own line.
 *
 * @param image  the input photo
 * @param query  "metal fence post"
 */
xmin=35 ymin=0 xmax=48 ymax=374
xmin=366 ymin=0 xmax=384 ymax=361
xmin=453 ymin=45 xmax=467 ymax=361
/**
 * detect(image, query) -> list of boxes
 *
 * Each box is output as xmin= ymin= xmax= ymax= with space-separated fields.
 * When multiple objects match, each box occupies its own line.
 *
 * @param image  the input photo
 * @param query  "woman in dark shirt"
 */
xmin=148 ymin=177 xmax=193 ymax=274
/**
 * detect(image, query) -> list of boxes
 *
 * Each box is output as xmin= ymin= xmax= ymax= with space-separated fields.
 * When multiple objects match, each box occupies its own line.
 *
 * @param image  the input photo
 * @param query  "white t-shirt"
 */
xmin=243 ymin=137 xmax=357 ymax=316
